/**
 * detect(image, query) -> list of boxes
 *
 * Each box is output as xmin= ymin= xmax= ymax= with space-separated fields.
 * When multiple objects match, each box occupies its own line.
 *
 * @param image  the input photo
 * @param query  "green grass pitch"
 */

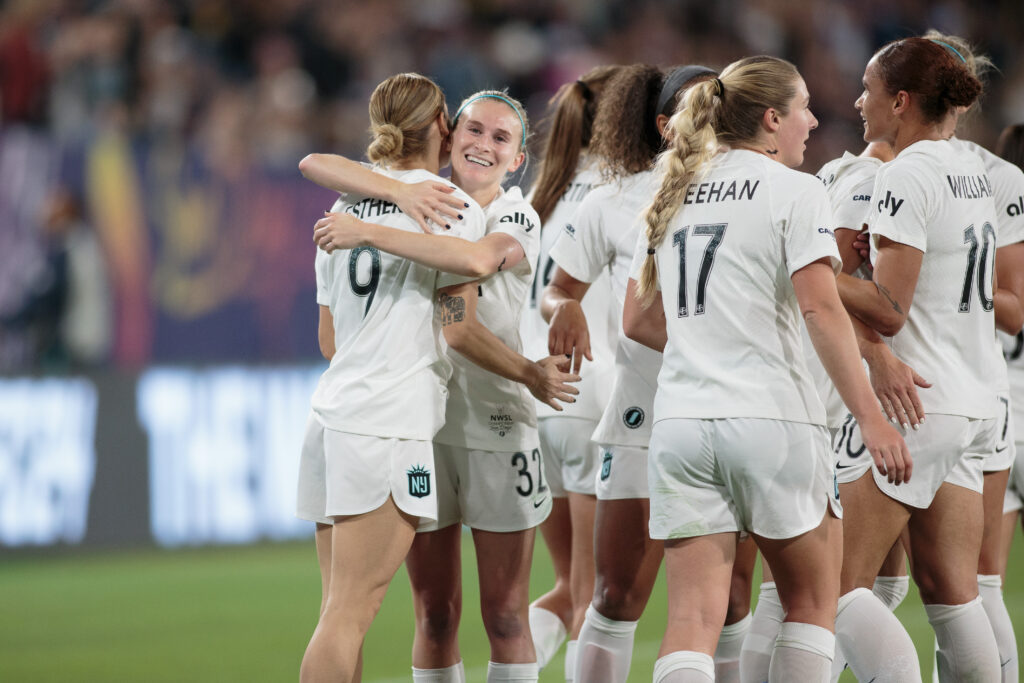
xmin=1 ymin=525 xmax=1021 ymax=682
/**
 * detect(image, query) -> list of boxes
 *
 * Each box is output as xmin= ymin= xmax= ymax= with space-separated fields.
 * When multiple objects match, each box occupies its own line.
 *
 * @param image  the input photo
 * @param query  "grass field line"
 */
xmin=364 ymin=637 xmax=664 ymax=682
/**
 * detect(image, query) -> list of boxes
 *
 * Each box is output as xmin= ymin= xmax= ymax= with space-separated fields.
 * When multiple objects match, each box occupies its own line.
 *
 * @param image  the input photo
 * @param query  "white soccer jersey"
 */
xmin=868 ymin=139 xmax=1001 ymax=419
xmin=523 ymin=157 xmax=616 ymax=420
xmin=640 ymin=149 xmax=840 ymax=424
xmin=434 ymin=186 xmax=543 ymax=450
xmin=549 ymin=170 xmax=664 ymax=447
xmin=311 ymin=168 xmax=486 ymax=439
xmin=806 ymin=152 xmax=882 ymax=427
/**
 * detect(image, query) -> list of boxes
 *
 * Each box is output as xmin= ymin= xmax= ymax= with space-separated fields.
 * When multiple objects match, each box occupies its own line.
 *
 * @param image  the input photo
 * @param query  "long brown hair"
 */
xmin=530 ymin=65 xmax=621 ymax=224
xmin=366 ymin=73 xmax=446 ymax=165
xmin=589 ymin=64 xmax=664 ymax=182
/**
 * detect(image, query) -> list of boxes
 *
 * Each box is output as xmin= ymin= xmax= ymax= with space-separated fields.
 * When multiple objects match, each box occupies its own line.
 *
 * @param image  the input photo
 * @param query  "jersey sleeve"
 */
xmin=628 ymin=230 xmax=659 ymax=289
xmin=832 ymin=173 xmax=875 ymax=233
xmin=780 ymin=174 xmax=842 ymax=276
xmin=548 ymin=189 xmax=612 ymax=283
xmin=489 ymin=195 xmax=541 ymax=276
xmin=868 ymin=159 xmax=933 ymax=253
xmin=436 ymin=199 xmax=488 ymax=290
xmin=990 ymin=160 xmax=1024 ymax=246
xmin=314 ymin=249 xmax=332 ymax=305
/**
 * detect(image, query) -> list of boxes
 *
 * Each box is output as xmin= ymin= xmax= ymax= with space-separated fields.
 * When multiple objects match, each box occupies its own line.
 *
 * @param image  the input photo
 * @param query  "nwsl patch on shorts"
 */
xmin=407 ymin=465 xmax=432 ymax=498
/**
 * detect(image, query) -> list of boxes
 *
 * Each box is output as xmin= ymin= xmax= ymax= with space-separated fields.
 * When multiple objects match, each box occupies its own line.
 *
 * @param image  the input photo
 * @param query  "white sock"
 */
xmin=715 ymin=614 xmax=751 ymax=683
xmin=740 ymin=582 xmax=783 ymax=683
xmin=486 ymin=661 xmax=538 ymax=683
xmin=925 ymin=596 xmax=1001 ymax=682
xmin=872 ymin=575 xmax=911 ymax=611
xmin=412 ymin=661 xmax=466 ymax=682
xmin=564 ymin=640 xmax=577 ymax=682
xmin=978 ymin=575 xmax=1019 ymax=683
xmin=529 ymin=605 xmax=568 ymax=670
xmin=654 ymin=651 xmax=715 ymax=682
xmin=835 ymin=587 xmax=920 ymax=682
xmin=574 ymin=604 xmax=638 ymax=683
xmin=769 ymin=622 xmax=833 ymax=683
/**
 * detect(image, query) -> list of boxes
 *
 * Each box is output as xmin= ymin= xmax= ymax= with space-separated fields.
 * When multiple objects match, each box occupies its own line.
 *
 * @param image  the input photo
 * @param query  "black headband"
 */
xmin=657 ymin=65 xmax=717 ymax=117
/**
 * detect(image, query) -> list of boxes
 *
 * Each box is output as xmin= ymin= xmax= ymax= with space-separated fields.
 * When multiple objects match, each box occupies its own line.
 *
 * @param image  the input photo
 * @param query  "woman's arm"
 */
xmin=793 ymin=259 xmax=912 ymax=484
xmin=995 ymin=242 xmax=1024 ymax=335
xmin=298 ymin=153 xmax=465 ymax=231
xmin=835 ymin=226 xmax=867 ymax=274
xmin=622 ymin=278 xmax=667 ymax=351
xmin=837 ymin=236 xmax=923 ymax=337
xmin=437 ymin=280 xmax=580 ymax=409
xmin=539 ymin=267 xmax=593 ymax=374
xmin=317 ymin=305 xmax=335 ymax=360
xmin=313 ymin=212 xmax=527 ymax=278
xmin=851 ymin=315 xmax=931 ymax=429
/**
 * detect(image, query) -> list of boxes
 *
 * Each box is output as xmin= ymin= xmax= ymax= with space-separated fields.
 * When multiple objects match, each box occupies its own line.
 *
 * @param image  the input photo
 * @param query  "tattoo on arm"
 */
xmin=438 ymin=294 xmax=466 ymax=326
xmin=874 ymin=281 xmax=904 ymax=315
xmin=497 ymin=257 xmax=507 ymax=272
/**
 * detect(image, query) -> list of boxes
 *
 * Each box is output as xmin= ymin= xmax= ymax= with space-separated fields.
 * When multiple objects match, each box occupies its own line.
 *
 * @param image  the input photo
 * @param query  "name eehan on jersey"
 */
xmin=499 ymin=212 xmax=536 ymax=232
xmin=682 ymin=179 xmax=760 ymax=205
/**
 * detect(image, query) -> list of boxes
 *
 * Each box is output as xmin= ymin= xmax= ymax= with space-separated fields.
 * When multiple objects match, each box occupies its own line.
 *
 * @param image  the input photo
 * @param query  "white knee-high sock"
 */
xmin=769 ymin=622 xmax=833 ymax=683
xmin=412 ymin=661 xmax=466 ymax=682
xmin=574 ymin=604 xmax=638 ymax=683
xmin=978 ymin=575 xmax=1019 ymax=683
xmin=715 ymin=614 xmax=751 ymax=683
xmin=872 ymin=575 xmax=911 ymax=611
xmin=925 ymin=596 xmax=1001 ymax=683
xmin=835 ymin=587 xmax=921 ymax=682
xmin=564 ymin=640 xmax=577 ymax=683
xmin=740 ymin=582 xmax=784 ymax=683
xmin=528 ymin=605 xmax=567 ymax=671
xmin=486 ymin=661 xmax=538 ymax=683
xmin=654 ymin=651 xmax=715 ymax=682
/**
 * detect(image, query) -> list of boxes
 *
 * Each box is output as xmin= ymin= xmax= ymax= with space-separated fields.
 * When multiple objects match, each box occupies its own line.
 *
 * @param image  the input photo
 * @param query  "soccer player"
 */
xmin=625 ymin=55 xmax=910 ymax=683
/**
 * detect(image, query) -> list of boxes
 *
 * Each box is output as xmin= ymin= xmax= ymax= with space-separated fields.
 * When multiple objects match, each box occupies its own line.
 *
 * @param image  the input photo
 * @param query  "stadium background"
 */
xmin=0 ymin=0 xmax=1021 ymax=680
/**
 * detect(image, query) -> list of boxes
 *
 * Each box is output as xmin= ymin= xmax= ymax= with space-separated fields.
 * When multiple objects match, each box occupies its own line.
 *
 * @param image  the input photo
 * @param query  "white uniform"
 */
xmin=296 ymin=168 xmax=486 ymax=525
xmin=840 ymin=140 xmax=1001 ymax=508
xmin=523 ymin=157 xmax=615 ymax=496
xmin=428 ymin=186 xmax=552 ymax=532
xmin=548 ymin=170 xmax=663 ymax=500
xmin=809 ymin=152 xmax=881 ymax=430
xmin=640 ymin=149 xmax=842 ymax=540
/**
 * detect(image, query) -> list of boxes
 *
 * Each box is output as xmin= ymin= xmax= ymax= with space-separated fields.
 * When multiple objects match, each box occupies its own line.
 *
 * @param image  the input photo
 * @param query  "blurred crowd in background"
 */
xmin=1 ymin=0 xmax=1021 ymax=373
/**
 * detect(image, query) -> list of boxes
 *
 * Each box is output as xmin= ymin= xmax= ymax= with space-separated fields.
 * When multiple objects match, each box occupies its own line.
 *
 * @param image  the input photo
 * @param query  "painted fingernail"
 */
xmin=565 ymin=354 xmax=572 ymax=359
xmin=912 ymin=423 xmax=920 ymax=431
xmin=901 ymin=423 xmax=909 ymax=430
xmin=445 ymin=224 xmax=451 ymax=230
xmin=457 ymin=214 xmax=463 ymax=219
xmin=464 ymin=202 xmax=470 ymax=208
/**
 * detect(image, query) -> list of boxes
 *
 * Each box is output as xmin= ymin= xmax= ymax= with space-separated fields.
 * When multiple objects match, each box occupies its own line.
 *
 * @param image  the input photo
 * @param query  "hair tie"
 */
xmin=453 ymin=93 xmax=527 ymax=148
xmin=576 ymin=79 xmax=593 ymax=101
xmin=928 ymin=39 xmax=967 ymax=64
xmin=713 ymin=78 xmax=724 ymax=97
xmin=646 ymin=247 xmax=656 ymax=255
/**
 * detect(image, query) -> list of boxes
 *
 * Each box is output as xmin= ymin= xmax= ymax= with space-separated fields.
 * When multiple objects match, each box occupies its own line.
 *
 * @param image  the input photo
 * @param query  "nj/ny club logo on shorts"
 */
xmin=407 ymin=465 xmax=431 ymax=498
xmin=601 ymin=451 xmax=613 ymax=481
xmin=622 ymin=407 xmax=645 ymax=429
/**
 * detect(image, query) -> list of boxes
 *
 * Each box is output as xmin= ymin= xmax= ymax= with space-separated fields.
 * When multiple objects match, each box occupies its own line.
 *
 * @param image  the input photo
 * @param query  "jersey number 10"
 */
xmin=673 ymin=223 xmax=728 ymax=317
xmin=959 ymin=223 xmax=995 ymax=314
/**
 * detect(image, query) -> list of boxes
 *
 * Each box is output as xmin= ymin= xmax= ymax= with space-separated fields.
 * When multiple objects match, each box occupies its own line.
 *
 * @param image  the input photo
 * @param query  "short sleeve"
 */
xmin=832 ymin=174 xmax=875 ymax=233
xmin=314 ymin=249 xmax=332 ymax=305
xmin=990 ymin=160 xmax=1024 ymax=246
xmin=781 ymin=175 xmax=842 ymax=276
xmin=548 ymin=189 xmax=613 ymax=283
xmin=489 ymin=191 xmax=541 ymax=276
xmin=868 ymin=159 xmax=932 ymax=253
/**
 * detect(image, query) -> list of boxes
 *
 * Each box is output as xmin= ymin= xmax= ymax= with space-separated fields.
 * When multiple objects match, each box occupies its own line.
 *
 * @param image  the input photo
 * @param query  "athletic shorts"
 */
xmin=982 ymin=394 xmax=1014 ymax=473
xmin=833 ymin=413 xmax=994 ymax=508
xmin=420 ymin=443 xmax=553 ymax=533
xmin=295 ymin=413 xmax=437 ymax=527
xmin=539 ymin=416 xmax=600 ymax=497
xmin=648 ymin=418 xmax=841 ymax=541
xmin=595 ymin=444 xmax=649 ymax=500
xmin=1004 ymin=435 xmax=1024 ymax=514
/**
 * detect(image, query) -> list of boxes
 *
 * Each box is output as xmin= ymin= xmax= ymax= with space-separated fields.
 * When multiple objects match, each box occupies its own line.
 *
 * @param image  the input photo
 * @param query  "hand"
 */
xmin=853 ymin=230 xmax=872 ymax=272
xmin=864 ymin=347 xmax=931 ymax=430
xmin=858 ymin=412 xmax=913 ymax=485
xmin=313 ymin=212 xmax=366 ymax=253
xmin=547 ymin=300 xmax=592 ymax=374
xmin=528 ymin=355 xmax=581 ymax=410
xmin=395 ymin=181 xmax=467 ymax=233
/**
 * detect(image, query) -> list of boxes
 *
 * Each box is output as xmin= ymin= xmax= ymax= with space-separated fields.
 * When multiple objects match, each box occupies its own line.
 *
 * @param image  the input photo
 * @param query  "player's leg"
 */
xmin=407 ymin=525 xmax=464 ymax=670
xmin=740 ymin=561 xmax=783 ymax=683
xmin=300 ymin=497 xmax=418 ymax=683
xmin=716 ymin=537 xmax=755 ymax=683
xmin=531 ymin=496 xmax=573 ymax=668
xmin=977 ymin=464 xmax=1018 ymax=681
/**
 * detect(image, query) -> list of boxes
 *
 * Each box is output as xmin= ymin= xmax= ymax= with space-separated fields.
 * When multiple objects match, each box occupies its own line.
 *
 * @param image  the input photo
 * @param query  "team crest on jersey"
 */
xmin=407 ymin=465 xmax=431 ymax=498
xmin=600 ymin=451 xmax=613 ymax=481
xmin=622 ymin=407 xmax=645 ymax=429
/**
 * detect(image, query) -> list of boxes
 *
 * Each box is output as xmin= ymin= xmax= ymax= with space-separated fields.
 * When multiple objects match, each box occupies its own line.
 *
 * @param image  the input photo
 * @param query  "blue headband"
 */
xmin=929 ymin=39 xmax=967 ymax=63
xmin=453 ymin=94 xmax=527 ymax=148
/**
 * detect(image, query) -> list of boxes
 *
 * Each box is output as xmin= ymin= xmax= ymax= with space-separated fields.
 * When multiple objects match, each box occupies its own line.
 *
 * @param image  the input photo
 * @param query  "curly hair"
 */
xmin=589 ymin=64 xmax=664 ymax=181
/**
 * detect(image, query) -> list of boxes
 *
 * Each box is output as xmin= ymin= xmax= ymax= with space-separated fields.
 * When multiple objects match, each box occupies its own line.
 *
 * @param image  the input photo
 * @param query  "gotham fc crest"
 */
xmin=600 ymin=451 xmax=613 ymax=481
xmin=622 ymin=407 xmax=645 ymax=429
xmin=407 ymin=464 xmax=431 ymax=498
